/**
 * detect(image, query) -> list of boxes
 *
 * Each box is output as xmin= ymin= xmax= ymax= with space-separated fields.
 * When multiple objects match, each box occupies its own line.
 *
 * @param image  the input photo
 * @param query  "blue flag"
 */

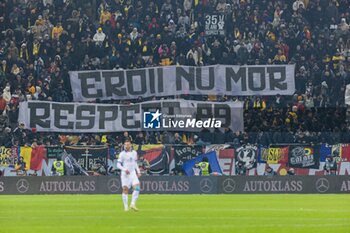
xmin=182 ymin=151 xmax=222 ymax=176
xmin=320 ymin=144 xmax=332 ymax=162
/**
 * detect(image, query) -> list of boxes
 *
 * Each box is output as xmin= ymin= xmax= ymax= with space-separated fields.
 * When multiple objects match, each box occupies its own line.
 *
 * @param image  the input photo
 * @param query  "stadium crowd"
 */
xmin=0 ymin=0 xmax=350 ymax=147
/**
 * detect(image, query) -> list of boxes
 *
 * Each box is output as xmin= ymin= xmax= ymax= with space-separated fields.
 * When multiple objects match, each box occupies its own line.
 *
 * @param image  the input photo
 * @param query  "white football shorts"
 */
xmin=121 ymin=173 xmax=140 ymax=188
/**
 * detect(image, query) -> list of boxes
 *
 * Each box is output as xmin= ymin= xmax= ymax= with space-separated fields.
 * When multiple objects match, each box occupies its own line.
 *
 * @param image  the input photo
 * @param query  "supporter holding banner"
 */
xmin=69 ymin=65 xmax=295 ymax=101
xmin=18 ymin=100 xmax=244 ymax=133
xmin=205 ymin=14 xmax=225 ymax=36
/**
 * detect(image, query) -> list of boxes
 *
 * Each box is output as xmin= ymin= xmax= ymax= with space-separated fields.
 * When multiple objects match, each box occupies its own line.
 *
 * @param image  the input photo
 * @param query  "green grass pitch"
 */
xmin=0 ymin=194 xmax=349 ymax=233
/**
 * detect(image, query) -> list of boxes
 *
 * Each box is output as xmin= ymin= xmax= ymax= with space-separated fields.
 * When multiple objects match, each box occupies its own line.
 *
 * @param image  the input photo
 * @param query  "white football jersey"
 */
xmin=117 ymin=150 xmax=139 ymax=175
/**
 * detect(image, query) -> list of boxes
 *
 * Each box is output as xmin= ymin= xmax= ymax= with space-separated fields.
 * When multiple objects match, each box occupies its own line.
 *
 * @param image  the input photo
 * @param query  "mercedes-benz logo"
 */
xmin=16 ymin=179 xmax=29 ymax=193
xmin=200 ymin=178 xmax=213 ymax=193
xmin=315 ymin=178 xmax=330 ymax=193
xmin=222 ymin=178 xmax=236 ymax=193
xmin=107 ymin=178 xmax=121 ymax=193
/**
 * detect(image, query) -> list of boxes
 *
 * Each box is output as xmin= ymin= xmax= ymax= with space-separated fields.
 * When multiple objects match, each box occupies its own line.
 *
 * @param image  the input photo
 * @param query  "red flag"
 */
xmin=30 ymin=146 xmax=46 ymax=171
xmin=341 ymin=144 xmax=350 ymax=162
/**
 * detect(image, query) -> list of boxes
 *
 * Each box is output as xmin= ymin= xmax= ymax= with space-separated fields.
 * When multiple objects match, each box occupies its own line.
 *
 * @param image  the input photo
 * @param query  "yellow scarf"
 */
xmin=20 ymin=48 xmax=29 ymax=60
xmin=234 ymin=29 xmax=240 ymax=39
xmin=33 ymin=43 xmax=40 ymax=56
xmin=142 ymin=45 xmax=147 ymax=53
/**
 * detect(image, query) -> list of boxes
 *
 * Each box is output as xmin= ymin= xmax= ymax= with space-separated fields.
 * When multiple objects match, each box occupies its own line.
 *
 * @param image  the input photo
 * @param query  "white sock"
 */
xmin=122 ymin=193 xmax=128 ymax=209
xmin=131 ymin=190 xmax=139 ymax=206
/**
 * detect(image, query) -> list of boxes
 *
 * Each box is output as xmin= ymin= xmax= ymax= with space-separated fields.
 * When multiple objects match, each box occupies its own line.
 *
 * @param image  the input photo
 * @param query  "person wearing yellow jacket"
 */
xmin=51 ymin=155 xmax=65 ymax=176
xmin=52 ymin=23 xmax=63 ymax=40
xmin=196 ymin=157 xmax=212 ymax=176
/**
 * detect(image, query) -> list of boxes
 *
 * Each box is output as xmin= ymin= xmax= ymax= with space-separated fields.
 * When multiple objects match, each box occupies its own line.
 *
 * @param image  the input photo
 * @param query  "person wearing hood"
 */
xmin=338 ymin=18 xmax=349 ymax=32
xmin=130 ymin=27 xmax=138 ymax=41
xmin=100 ymin=8 xmax=111 ymax=25
xmin=52 ymin=22 xmax=63 ymax=40
xmin=93 ymin=27 xmax=106 ymax=46
xmin=2 ymin=85 xmax=11 ymax=103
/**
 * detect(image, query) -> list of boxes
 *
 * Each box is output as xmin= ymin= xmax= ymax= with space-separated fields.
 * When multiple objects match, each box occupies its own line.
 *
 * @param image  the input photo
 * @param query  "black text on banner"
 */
xmin=69 ymin=65 xmax=295 ymax=101
xmin=18 ymin=100 xmax=244 ymax=133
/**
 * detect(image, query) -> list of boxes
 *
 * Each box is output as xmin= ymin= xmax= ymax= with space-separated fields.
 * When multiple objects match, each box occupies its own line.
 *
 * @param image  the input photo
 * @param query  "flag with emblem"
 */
xmin=331 ymin=144 xmax=342 ymax=162
xmin=134 ymin=144 xmax=170 ymax=174
xmin=331 ymin=144 xmax=350 ymax=162
xmin=173 ymin=145 xmax=204 ymax=171
xmin=259 ymin=146 xmax=289 ymax=164
xmin=235 ymin=145 xmax=258 ymax=170
xmin=288 ymin=146 xmax=319 ymax=168
xmin=64 ymin=145 xmax=109 ymax=170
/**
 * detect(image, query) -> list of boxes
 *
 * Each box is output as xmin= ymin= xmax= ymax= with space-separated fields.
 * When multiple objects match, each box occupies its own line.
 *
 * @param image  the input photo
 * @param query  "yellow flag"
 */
xmin=20 ymin=147 xmax=32 ymax=170
xmin=267 ymin=148 xmax=283 ymax=164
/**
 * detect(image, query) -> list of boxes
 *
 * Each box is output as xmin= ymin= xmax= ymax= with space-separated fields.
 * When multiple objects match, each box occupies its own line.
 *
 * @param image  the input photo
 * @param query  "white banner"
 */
xmin=18 ymin=100 xmax=244 ymax=133
xmin=205 ymin=14 xmax=225 ymax=36
xmin=69 ymin=65 xmax=295 ymax=102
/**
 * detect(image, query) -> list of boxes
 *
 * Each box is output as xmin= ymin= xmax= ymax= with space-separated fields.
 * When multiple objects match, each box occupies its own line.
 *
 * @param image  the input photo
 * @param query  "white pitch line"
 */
xmin=118 ymin=223 xmax=350 ymax=229
xmin=151 ymin=216 xmax=350 ymax=221
xmin=139 ymin=208 xmax=350 ymax=213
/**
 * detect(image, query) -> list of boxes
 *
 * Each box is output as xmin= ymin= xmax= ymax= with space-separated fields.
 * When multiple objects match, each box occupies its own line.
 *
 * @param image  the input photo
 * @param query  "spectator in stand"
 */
xmin=235 ymin=161 xmax=246 ymax=176
xmin=324 ymin=155 xmax=337 ymax=175
xmin=264 ymin=166 xmax=277 ymax=176
xmin=0 ymin=0 xmax=348 ymax=147
xmin=15 ymin=156 xmax=27 ymax=176
xmin=93 ymin=27 xmax=106 ymax=47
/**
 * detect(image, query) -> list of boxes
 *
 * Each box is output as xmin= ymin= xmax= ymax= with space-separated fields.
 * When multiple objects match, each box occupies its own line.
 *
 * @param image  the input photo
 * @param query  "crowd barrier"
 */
xmin=0 ymin=176 xmax=349 ymax=195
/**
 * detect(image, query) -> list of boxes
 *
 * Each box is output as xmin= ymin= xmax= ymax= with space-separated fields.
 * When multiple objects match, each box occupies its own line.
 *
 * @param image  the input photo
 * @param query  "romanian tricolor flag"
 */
xmin=19 ymin=145 xmax=46 ymax=170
